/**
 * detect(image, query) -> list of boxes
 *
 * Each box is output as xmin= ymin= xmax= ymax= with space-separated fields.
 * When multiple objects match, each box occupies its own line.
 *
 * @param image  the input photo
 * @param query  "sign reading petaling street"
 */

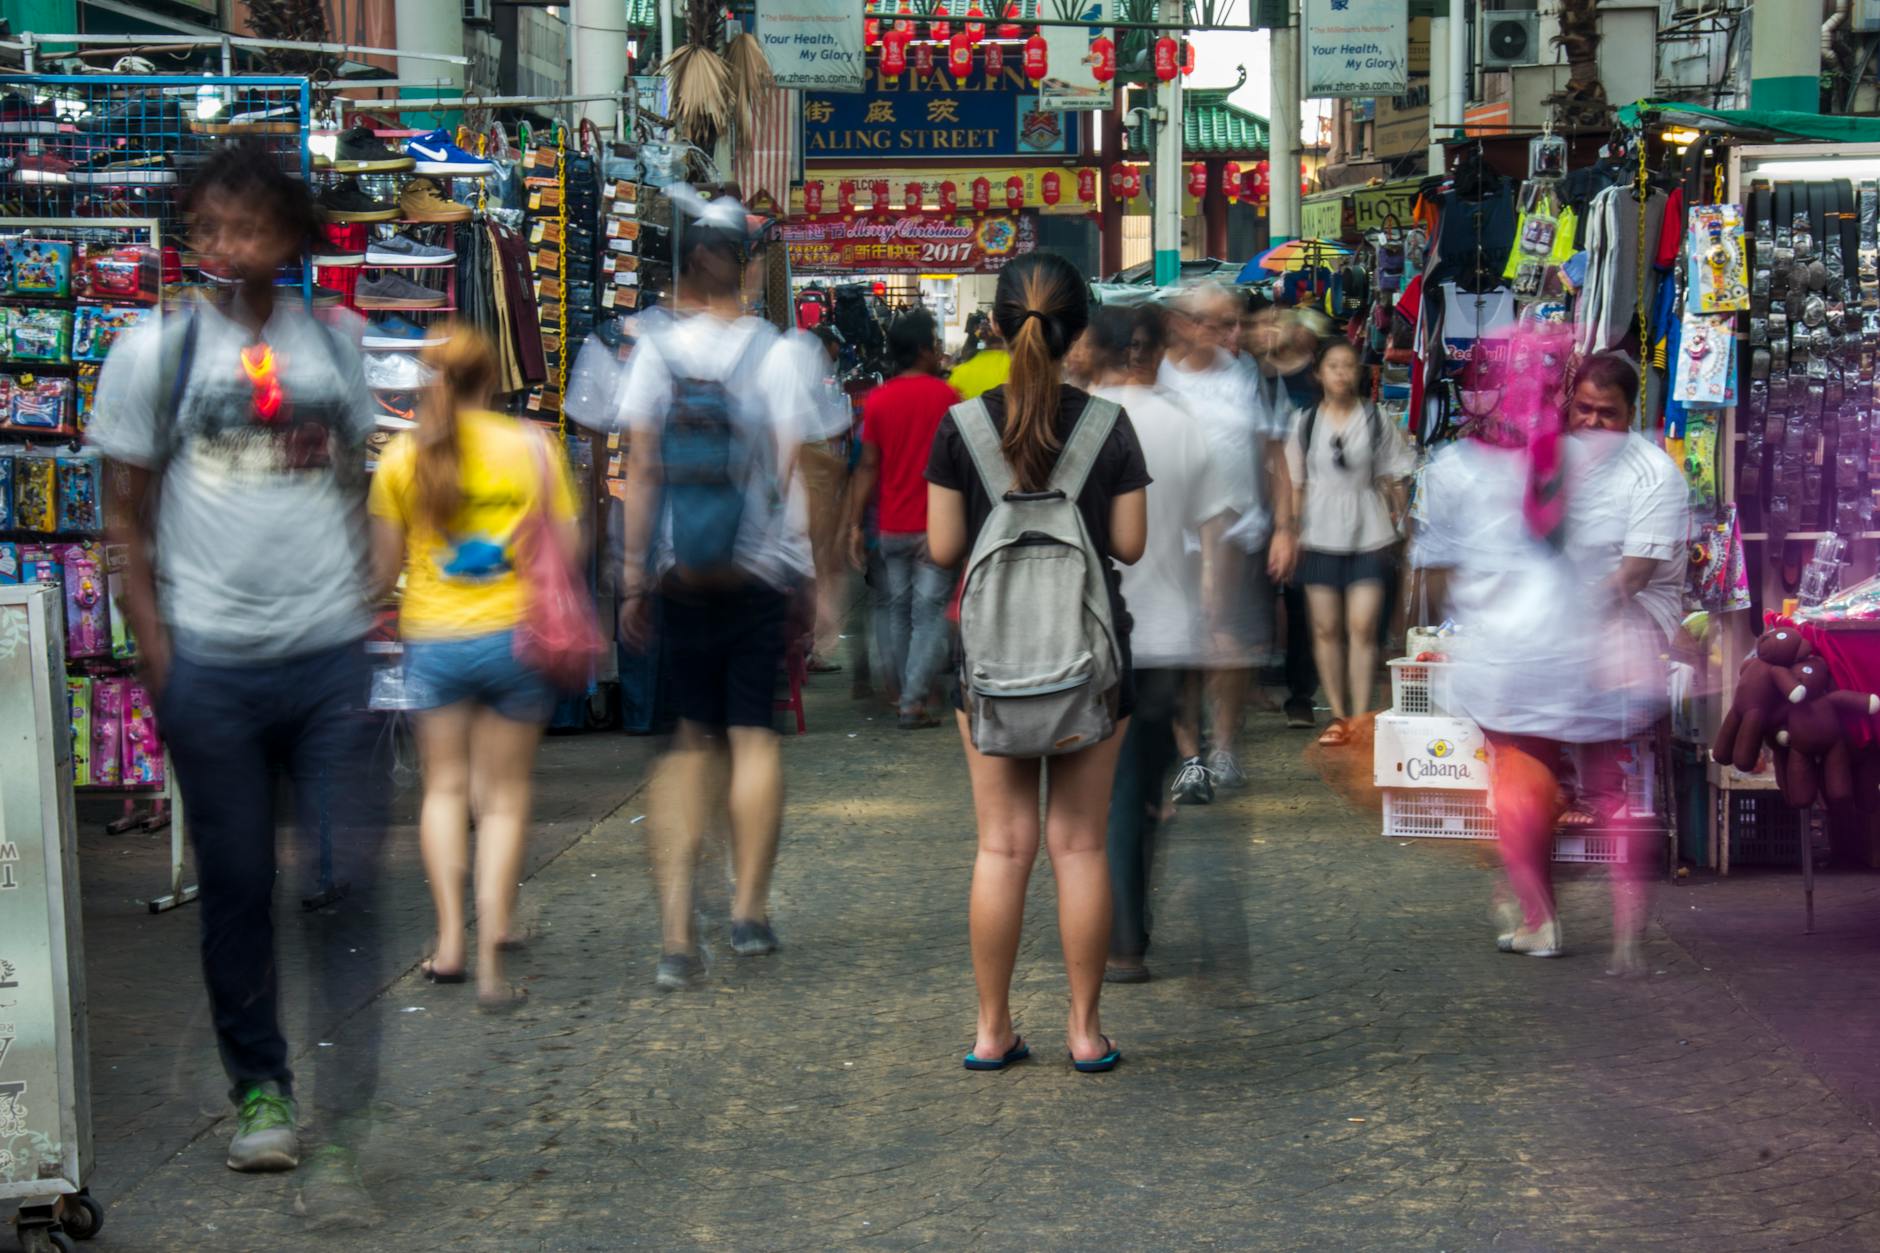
xmin=779 ymin=214 xmax=1036 ymax=272
xmin=801 ymin=64 xmax=1081 ymax=158
xmin=1303 ymin=0 xmax=1408 ymax=98
xmin=756 ymin=0 xmax=866 ymax=91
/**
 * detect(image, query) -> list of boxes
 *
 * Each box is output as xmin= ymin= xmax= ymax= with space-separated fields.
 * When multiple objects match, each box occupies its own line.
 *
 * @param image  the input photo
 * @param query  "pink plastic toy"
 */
xmin=90 ymin=678 xmax=123 ymax=787
xmin=121 ymin=682 xmax=162 ymax=786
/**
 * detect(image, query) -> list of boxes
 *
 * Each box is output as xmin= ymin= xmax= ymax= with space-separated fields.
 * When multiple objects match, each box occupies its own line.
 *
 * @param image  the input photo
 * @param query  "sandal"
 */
xmin=1070 ymin=1035 xmax=1122 ymax=1074
xmin=1557 ymin=802 xmax=1598 ymax=829
xmin=963 ymin=1035 xmax=1030 ymax=1071
xmin=476 ymin=983 xmax=529 ymax=1014
xmin=421 ymin=957 xmax=466 ymax=985
xmin=1316 ymin=719 xmax=1351 ymax=748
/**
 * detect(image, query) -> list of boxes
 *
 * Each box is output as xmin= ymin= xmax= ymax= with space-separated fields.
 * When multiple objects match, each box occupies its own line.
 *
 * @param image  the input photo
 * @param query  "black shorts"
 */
xmin=661 ymin=582 xmax=789 ymax=730
xmin=1298 ymin=545 xmax=1396 ymax=591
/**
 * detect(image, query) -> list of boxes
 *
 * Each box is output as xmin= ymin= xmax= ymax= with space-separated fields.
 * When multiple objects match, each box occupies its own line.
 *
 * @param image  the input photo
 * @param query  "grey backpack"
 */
xmin=954 ymin=395 xmax=1124 ymax=758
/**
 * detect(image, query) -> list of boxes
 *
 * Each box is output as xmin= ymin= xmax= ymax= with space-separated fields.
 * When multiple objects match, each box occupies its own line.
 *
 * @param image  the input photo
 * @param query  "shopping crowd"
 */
xmin=87 ymin=144 xmax=1689 ymax=1192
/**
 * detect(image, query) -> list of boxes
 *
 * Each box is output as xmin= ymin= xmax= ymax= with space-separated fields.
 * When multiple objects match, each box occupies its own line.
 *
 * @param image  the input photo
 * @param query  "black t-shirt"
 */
xmin=925 ymin=382 xmax=1152 ymax=636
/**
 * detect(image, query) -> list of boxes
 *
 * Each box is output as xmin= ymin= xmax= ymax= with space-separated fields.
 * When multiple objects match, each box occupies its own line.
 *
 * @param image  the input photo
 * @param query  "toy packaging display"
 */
xmin=89 ymin=677 xmax=123 ymax=787
xmin=0 ymin=450 xmax=12 ymax=530
xmin=73 ymin=367 xmax=97 ymax=431
xmin=77 ymin=244 xmax=160 ymax=305
xmin=6 ymin=238 xmax=74 ymax=298
xmin=71 ymin=304 xmax=147 ymax=362
xmin=122 ymin=682 xmax=161 ymax=785
xmin=56 ymin=456 xmax=100 ymax=533
xmin=67 ymin=675 xmax=91 ymax=786
xmin=8 ymin=375 xmax=71 ymax=432
xmin=1687 ymin=204 xmax=1748 ymax=314
xmin=60 ymin=546 xmax=108 ymax=658
xmin=105 ymin=543 xmax=136 ymax=660
xmin=12 ymin=455 xmax=55 ymax=531
xmin=18 ymin=543 xmax=61 ymax=585
xmin=7 ymin=308 xmax=71 ymax=363
xmin=0 ymin=542 xmax=18 ymax=583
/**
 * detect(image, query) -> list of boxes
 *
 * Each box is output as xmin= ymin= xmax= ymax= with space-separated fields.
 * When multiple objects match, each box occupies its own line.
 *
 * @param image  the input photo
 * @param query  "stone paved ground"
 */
xmin=64 ymin=674 xmax=1880 ymax=1251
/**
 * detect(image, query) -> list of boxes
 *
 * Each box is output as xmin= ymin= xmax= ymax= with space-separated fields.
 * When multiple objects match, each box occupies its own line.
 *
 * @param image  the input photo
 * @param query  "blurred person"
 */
xmin=1087 ymin=305 xmax=1236 ymax=982
xmin=368 ymin=324 xmax=579 ymax=1011
xmin=1244 ymin=302 xmax=1317 ymax=729
xmin=1159 ymin=284 xmax=1288 ymax=797
xmin=948 ymin=312 xmax=1010 ymax=400
xmin=1061 ymin=325 xmax=1097 ymax=388
xmin=799 ymin=324 xmax=854 ymax=672
xmin=927 ymin=252 xmax=1149 ymax=1072
xmin=617 ymin=199 xmax=817 ymax=991
xmin=91 ymin=140 xmax=385 ymax=1182
xmin=1286 ymin=339 xmax=1415 ymax=745
xmin=846 ymin=309 xmax=960 ymax=728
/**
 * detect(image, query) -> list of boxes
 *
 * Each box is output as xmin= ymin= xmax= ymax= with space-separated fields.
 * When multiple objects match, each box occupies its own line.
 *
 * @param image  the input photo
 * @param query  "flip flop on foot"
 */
xmin=476 ymin=984 xmax=529 ymax=1014
xmin=421 ymin=957 xmax=466 ymax=984
xmin=963 ymin=1036 xmax=1031 ymax=1071
xmin=1070 ymin=1035 xmax=1122 ymax=1073
xmin=1316 ymin=719 xmax=1352 ymax=748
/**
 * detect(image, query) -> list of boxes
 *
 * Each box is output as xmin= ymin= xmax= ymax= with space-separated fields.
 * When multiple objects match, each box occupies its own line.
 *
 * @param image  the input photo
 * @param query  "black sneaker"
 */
xmin=1170 ymin=756 xmax=1215 ymax=805
xmin=1284 ymin=699 xmax=1315 ymax=730
xmin=655 ymin=952 xmax=704 ymax=991
xmin=317 ymin=178 xmax=399 ymax=222
xmin=327 ymin=126 xmax=415 ymax=173
xmin=730 ymin=920 xmax=779 ymax=956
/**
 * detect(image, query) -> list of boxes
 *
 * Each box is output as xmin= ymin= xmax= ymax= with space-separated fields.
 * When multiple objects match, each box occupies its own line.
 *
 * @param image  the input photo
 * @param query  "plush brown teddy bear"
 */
xmin=1770 ymin=657 xmax=1880 ymax=807
xmin=1713 ymin=627 xmax=1815 ymax=774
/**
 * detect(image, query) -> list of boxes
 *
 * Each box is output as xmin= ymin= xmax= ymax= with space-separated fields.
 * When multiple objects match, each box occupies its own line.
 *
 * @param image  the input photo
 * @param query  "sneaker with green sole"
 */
xmin=227 ymin=1081 xmax=300 ymax=1172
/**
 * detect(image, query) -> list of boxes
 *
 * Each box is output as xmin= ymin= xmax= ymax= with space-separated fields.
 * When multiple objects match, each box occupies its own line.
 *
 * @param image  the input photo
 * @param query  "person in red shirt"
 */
xmin=847 ymin=309 xmax=961 ymax=728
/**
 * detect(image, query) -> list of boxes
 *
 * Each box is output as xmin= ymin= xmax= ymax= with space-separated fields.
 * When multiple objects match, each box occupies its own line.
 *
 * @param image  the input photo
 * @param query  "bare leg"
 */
xmin=1043 ymin=720 xmax=1127 ymax=1062
xmin=1172 ymin=670 xmax=1204 ymax=760
xmin=467 ymin=708 xmax=545 ymax=1000
xmin=1343 ymin=579 xmax=1386 ymax=717
xmin=725 ymin=726 xmax=784 ymax=924
xmin=1207 ymin=668 xmax=1250 ymax=755
xmin=647 ymin=721 xmax=719 ymax=955
xmin=958 ymin=712 xmax=1043 ymax=1062
xmin=1306 ymin=584 xmax=1350 ymax=720
xmin=413 ymin=704 xmax=475 ymax=976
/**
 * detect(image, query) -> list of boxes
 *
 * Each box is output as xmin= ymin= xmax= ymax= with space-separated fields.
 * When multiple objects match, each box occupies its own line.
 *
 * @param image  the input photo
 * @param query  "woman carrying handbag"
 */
xmin=370 ymin=323 xmax=593 ymax=1010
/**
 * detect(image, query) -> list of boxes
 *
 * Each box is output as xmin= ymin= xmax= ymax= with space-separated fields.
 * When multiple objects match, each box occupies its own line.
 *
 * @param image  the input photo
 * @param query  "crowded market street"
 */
xmin=70 ymin=674 xmax=1880 ymax=1251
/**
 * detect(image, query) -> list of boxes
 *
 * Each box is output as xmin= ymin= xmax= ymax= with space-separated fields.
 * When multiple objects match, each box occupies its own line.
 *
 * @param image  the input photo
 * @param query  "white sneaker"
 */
xmin=1170 ymin=757 xmax=1214 ymax=805
xmin=1499 ymin=919 xmax=1564 ymax=958
xmin=1206 ymin=749 xmax=1246 ymax=788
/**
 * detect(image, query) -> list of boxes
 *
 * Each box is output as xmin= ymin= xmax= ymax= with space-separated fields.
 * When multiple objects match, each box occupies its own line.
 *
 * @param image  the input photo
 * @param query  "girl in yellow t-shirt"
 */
xmin=368 ymin=324 xmax=581 ymax=1010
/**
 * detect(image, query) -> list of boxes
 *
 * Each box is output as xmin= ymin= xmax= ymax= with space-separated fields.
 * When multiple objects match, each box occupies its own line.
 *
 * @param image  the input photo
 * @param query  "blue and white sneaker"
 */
xmin=362 ymin=313 xmax=447 ymax=351
xmin=403 ymin=129 xmax=495 ymax=177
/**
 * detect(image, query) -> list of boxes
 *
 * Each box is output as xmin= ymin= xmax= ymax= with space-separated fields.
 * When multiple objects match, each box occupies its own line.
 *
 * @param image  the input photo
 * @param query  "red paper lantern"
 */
xmin=1248 ymin=159 xmax=1270 ymax=203
xmin=1122 ymin=167 xmax=1141 ymax=199
xmin=1089 ymin=35 xmax=1116 ymax=83
xmin=997 ymin=2 xmax=1021 ymax=39
xmin=930 ymin=17 xmax=951 ymax=39
xmin=965 ymin=4 xmax=986 ymax=41
xmin=1041 ymin=171 xmax=1061 ymax=205
xmin=948 ymin=32 xmax=974 ymax=76
xmin=939 ymin=180 xmax=958 ymax=212
xmin=839 ymin=180 xmax=857 ymax=213
xmin=913 ymin=40 xmax=936 ymax=76
xmin=1076 ymin=167 xmax=1096 ymax=202
xmin=1181 ymin=39 xmax=1195 ymax=76
xmin=984 ymin=42 xmax=1004 ymax=73
xmin=1187 ymin=161 xmax=1207 ymax=199
xmin=971 ymin=176 xmax=991 ymax=211
xmin=1108 ymin=163 xmax=1125 ymax=194
xmin=1005 ymin=175 xmax=1024 ymax=209
xmin=1222 ymin=160 xmax=1241 ymax=202
xmin=865 ymin=16 xmax=881 ymax=46
xmin=803 ymin=180 xmax=823 ymax=215
xmin=1152 ymin=36 xmax=1177 ymax=81
xmin=871 ymin=179 xmax=890 ymax=213
xmin=881 ymin=28 xmax=910 ymax=78
xmin=1023 ymin=33 xmax=1048 ymax=80
xmin=873 ymin=279 xmax=888 ymax=296
xmin=904 ymin=181 xmax=923 ymax=212
xmin=894 ymin=0 xmax=912 ymax=33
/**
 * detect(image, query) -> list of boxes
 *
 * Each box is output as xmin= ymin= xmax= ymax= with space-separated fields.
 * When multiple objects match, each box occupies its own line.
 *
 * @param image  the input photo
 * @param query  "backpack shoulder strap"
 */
xmin=1298 ymin=402 xmax=1320 ymax=465
xmin=1047 ymin=396 xmax=1120 ymax=498
xmin=951 ymin=398 xmax=1012 ymax=498
xmin=153 ymin=307 xmax=199 ymax=464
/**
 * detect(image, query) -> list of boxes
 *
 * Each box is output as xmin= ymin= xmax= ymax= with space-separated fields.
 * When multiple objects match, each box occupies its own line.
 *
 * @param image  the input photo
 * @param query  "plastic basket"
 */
xmin=1382 ymin=788 xmax=1495 ymax=839
xmin=1727 ymin=791 xmax=1818 ymax=866
xmin=1552 ymin=831 xmax=1627 ymax=863
xmin=1388 ymin=659 xmax=1456 ymax=717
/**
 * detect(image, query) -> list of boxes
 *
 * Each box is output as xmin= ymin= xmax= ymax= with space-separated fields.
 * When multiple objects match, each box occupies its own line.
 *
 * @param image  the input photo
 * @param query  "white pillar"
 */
xmin=1446 ymin=0 xmax=1466 ymax=138
xmin=1153 ymin=0 xmax=1186 ymax=284
xmin=572 ymin=0 xmax=630 ymax=134
xmin=1270 ymin=8 xmax=1300 ymax=244
xmin=1427 ymin=14 xmax=1448 ymax=174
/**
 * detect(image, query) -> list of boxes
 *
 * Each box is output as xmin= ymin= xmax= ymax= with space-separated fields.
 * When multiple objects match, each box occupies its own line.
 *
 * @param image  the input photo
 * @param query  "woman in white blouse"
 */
xmin=1284 ymin=339 xmax=1417 ymax=746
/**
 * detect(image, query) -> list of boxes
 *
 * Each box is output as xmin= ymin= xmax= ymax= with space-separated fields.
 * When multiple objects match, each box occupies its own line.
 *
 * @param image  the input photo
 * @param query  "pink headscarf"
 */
xmin=1456 ymin=322 xmax=1573 ymax=545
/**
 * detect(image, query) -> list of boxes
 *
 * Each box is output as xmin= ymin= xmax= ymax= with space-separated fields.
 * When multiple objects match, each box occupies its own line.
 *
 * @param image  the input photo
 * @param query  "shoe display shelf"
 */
xmin=0 ymin=215 xmax=196 ymax=935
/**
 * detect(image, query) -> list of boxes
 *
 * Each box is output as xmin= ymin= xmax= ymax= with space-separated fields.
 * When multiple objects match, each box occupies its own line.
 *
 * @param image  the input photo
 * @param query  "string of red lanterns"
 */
xmin=798 ymin=167 xmax=1115 ymax=218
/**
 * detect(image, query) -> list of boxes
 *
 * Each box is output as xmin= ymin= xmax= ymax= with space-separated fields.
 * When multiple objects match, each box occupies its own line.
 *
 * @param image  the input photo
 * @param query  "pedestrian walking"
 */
xmin=846 ymin=309 xmax=960 ymax=727
xmin=1286 ymin=339 xmax=1416 ymax=745
xmin=926 ymin=253 xmax=1150 ymax=1072
xmin=367 ymin=323 xmax=581 ymax=1011
xmin=799 ymin=324 xmax=854 ymax=673
xmin=947 ymin=311 xmax=1011 ymax=400
xmin=90 ymin=140 xmax=385 ymax=1179
xmin=616 ymin=197 xmax=818 ymax=991
xmin=1244 ymin=302 xmax=1316 ymax=729
xmin=1087 ymin=305 xmax=1236 ymax=983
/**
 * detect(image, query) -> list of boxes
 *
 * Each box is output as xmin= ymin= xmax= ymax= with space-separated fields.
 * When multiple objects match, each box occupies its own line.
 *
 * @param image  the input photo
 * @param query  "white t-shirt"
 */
xmin=1093 ymin=382 xmax=1236 ymax=669
xmin=614 ymin=311 xmax=817 ymax=591
xmin=1286 ymin=399 xmax=1418 ymax=555
xmin=1156 ymin=350 xmax=1274 ymax=551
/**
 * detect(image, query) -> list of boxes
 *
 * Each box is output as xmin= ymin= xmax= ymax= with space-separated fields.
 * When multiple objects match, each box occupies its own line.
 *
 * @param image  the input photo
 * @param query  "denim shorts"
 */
xmin=403 ymin=629 xmax=555 ymax=723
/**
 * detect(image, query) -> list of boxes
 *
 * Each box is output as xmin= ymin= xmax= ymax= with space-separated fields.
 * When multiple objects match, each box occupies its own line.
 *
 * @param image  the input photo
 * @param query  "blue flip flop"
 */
xmin=1071 ymin=1035 xmax=1122 ymax=1074
xmin=963 ymin=1036 xmax=1031 ymax=1071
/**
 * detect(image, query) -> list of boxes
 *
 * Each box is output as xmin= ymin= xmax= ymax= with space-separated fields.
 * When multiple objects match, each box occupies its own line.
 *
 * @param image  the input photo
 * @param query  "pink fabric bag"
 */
xmin=512 ymin=430 xmax=604 ymax=690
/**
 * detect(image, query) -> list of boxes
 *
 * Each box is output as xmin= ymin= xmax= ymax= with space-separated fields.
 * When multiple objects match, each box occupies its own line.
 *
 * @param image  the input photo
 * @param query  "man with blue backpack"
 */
xmin=616 ymin=198 xmax=821 ymax=991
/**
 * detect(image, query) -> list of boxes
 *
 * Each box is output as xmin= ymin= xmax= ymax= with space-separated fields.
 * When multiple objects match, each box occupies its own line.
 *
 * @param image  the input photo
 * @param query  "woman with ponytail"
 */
xmin=369 ymin=323 xmax=582 ymax=1010
xmin=926 ymin=254 xmax=1150 ymax=1073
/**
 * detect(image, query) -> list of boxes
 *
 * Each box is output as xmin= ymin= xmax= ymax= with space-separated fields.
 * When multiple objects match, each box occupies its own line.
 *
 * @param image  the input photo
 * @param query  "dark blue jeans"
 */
xmin=158 ymin=640 xmax=385 ymax=1115
xmin=1105 ymin=668 xmax=1183 ymax=961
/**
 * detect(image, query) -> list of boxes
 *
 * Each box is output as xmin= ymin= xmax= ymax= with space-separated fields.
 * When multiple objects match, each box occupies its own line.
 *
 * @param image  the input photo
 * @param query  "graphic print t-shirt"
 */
xmin=88 ymin=302 xmax=375 ymax=664
xmin=368 ymin=410 xmax=581 ymax=640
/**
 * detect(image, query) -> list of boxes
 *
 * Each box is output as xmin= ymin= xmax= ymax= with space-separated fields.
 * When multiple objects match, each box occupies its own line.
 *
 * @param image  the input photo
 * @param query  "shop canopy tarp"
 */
xmin=1620 ymin=101 xmax=1880 ymax=145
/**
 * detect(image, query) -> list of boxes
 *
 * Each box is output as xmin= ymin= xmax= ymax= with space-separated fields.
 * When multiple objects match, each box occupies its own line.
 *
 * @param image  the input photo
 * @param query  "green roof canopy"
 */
xmin=1128 ymin=86 xmax=1269 ymax=157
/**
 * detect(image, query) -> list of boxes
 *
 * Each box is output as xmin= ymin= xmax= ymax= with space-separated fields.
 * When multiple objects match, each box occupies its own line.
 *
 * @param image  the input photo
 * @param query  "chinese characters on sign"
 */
xmin=779 ymin=214 xmax=1036 ymax=272
xmin=801 ymin=64 xmax=1078 ymax=158
xmin=1303 ymin=0 xmax=1408 ymax=98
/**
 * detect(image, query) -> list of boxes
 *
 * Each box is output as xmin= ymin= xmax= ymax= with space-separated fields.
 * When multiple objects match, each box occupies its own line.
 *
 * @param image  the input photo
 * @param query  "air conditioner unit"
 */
xmin=463 ymin=0 xmax=491 ymax=26
xmin=1483 ymin=13 xmax=1540 ymax=69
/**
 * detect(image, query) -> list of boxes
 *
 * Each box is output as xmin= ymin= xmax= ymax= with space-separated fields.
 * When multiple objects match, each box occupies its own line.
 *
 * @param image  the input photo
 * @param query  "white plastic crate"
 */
xmin=1388 ymin=658 xmax=1457 ymax=717
xmin=1383 ymin=788 xmax=1495 ymax=839
xmin=1552 ymin=831 xmax=1626 ymax=863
